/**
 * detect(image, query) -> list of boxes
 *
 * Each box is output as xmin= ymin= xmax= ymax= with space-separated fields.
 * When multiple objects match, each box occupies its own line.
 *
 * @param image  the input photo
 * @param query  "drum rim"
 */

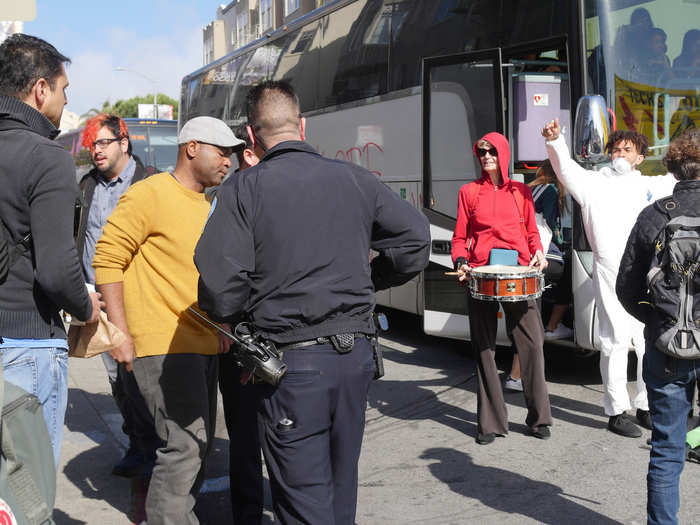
xmin=470 ymin=267 xmax=542 ymax=278
xmin=468 ymin=274 xmax=545 ymax=301
xmin=470 ymin=290 xmax=543 ymax=301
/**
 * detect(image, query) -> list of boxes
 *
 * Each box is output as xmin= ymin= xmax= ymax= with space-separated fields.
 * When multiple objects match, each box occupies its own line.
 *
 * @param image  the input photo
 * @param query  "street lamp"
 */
xmin=114 ymin=67 xmax=159 ymax=119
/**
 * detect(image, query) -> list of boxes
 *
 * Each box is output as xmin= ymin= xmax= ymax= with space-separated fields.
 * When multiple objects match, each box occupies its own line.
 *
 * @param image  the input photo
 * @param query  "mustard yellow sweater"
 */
xmin=93 ymin=172 xmax=217 ymax=357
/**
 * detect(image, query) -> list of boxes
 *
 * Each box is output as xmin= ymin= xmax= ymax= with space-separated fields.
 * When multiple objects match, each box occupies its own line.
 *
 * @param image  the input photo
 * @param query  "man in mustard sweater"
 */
xmin=93 ymin=116 xmax=243 ymax=525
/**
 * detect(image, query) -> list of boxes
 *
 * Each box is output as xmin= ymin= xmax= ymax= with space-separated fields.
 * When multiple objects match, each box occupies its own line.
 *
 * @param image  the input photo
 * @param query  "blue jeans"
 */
xmin=643 ymin=343 xmax=700 ymax=525
xmin=1 ymin=346 xmax=68 ymax=466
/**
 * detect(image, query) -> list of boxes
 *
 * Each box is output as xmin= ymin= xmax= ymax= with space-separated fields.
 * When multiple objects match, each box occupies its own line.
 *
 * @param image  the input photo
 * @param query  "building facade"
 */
xmin=203 ymin=0 xmax=334 ymax=65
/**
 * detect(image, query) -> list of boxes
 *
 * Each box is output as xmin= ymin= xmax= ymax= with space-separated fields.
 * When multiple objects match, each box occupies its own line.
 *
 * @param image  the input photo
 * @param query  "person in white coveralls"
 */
xmin=542 ymin=118 xmax=676 ymax=438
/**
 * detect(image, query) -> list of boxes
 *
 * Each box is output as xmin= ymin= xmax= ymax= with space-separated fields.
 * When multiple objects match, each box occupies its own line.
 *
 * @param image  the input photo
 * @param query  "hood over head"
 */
xmin=473 ymin=131 xmax=511 ymax=183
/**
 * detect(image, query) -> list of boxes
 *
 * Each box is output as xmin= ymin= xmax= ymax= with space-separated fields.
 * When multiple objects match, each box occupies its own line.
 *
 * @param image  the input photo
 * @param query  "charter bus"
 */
xmin=179 ymin=0 xmax=700 ymax=351
xmin=56 ymin=118 xmax=179 ymax=181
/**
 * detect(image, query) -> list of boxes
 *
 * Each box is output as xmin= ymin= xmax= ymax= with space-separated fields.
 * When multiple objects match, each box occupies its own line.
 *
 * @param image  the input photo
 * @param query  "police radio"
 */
xmin=187 ymin=307 xmax=287 ymax=386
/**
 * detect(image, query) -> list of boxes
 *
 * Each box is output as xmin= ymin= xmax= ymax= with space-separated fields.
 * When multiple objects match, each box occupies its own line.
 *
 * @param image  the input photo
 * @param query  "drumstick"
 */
xmin=444 ymin=271 xmax=459 ymax=276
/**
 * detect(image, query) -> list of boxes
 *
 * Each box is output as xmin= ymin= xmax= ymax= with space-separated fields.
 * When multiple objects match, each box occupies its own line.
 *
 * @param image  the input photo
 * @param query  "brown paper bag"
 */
xmin=68 ymin=310 xmax=127 ymax=358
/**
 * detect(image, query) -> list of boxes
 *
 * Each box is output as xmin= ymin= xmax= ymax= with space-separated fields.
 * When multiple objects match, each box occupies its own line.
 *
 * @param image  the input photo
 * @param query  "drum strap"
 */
xmin=508 ymin=184 xmax=528 ymax=240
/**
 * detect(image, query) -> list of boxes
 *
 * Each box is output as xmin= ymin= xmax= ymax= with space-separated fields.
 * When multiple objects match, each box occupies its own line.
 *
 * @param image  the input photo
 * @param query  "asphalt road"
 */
xmin=55 ymin=309 xmax=700 ymax=524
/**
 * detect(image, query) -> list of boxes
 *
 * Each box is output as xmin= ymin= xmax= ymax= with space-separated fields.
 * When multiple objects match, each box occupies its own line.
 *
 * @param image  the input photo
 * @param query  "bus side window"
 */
xmin=319 ymin=0 xmax=388 ymax=107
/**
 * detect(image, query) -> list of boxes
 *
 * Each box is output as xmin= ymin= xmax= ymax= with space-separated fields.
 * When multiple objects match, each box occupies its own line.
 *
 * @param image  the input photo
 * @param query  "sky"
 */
xmin=22 ymin=0 xmax=215 ymax=117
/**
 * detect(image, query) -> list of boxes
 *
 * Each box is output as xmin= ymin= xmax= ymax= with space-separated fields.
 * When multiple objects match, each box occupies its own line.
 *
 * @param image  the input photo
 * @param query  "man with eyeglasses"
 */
xmin=75 ymin=115 xmax=162 ymax=491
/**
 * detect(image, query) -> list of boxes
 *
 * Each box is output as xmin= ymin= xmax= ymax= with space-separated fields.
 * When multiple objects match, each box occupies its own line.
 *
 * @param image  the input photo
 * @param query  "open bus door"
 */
xmin=421 ymin=43 xmax=600 ymax=351
xmin=421 ymin=49 xmax=512 ymax=344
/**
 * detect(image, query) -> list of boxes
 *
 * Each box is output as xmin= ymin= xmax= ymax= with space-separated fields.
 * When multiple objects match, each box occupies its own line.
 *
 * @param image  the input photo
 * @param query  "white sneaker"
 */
xmin=545 ymin=323 xmax=573 ymax=340
xmin=504 ymin=375 xmax=523 ymax=392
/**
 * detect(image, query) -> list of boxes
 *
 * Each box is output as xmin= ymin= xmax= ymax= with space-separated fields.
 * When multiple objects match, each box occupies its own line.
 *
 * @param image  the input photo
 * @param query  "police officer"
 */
xmin=195 ymin=80 xmax=430 ymax=525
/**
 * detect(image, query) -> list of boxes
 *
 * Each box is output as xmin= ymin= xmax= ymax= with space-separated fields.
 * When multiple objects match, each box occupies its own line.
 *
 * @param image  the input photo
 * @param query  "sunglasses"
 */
xmin=476 ymin=147 xmax=498 ymax=157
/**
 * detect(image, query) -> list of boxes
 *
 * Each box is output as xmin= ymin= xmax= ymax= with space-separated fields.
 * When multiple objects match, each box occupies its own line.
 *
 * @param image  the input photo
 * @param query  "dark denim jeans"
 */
xmin=643 ymin=343 xmax=700 ymax=525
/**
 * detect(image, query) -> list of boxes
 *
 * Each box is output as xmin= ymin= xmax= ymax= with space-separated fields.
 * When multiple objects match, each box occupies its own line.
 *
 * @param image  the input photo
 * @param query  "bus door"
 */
xmin=421 ymin=49 xmax=510 ymax=343
xmin=501 ymin=39 xmax=598 ymax=351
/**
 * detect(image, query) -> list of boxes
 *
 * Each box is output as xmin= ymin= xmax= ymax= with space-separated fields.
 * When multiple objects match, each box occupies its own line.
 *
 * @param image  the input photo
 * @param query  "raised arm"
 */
xmin=542 ymin=118 xmax=592 ymax=206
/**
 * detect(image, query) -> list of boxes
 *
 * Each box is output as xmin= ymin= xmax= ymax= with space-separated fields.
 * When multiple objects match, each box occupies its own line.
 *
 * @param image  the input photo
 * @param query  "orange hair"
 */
xmin=81 ymin=114 xmax=129 ymax=150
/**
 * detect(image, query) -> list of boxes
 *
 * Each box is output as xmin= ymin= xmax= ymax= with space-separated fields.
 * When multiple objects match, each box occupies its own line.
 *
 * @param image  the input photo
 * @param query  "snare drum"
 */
xmin=469 ymin=265 xmax=544 ymax=302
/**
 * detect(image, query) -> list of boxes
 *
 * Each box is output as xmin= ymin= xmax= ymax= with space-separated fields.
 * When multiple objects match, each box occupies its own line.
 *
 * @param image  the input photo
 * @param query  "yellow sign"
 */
xmin=614 ymin=75 xmax=699 ymax=149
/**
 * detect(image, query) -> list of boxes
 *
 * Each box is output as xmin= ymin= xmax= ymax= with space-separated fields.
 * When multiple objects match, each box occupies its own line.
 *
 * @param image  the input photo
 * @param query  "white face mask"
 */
xmin=612 ymin=157 xmax=633 ymax=174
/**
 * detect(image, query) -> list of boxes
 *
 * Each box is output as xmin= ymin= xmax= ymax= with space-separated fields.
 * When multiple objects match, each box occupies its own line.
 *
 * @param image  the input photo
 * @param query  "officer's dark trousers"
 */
xmin=260 ymin=339 xmax=375 ymax=525
xmin=468 ymin=296 xmax=552 ymax=435
xmin=219 ymin=354 xmax=265 ymax=524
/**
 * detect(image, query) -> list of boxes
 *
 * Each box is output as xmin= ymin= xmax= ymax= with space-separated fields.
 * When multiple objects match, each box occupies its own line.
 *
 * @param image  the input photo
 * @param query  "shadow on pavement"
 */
xmin=374 ymin=307 xmax=610 ymax=435
xmin=60 ymin=387 xmax=245 ymax=524
xmin=54 ymin=509 xmax=86 ymax=525
xmin=60 ymin=388 xmax=131 ymax=521
xmin=421 ymin=447 xmax=623 ymax=525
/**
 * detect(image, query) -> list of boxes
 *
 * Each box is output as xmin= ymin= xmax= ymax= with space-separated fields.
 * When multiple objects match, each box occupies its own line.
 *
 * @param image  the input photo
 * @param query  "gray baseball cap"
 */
xmin=178 ymin=116 xmax=244 ymax=148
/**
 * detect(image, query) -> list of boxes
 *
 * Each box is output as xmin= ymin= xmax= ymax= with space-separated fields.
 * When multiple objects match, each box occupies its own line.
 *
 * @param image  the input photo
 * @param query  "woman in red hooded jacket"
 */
xmin=451 ymin=132 xmax=552 ymax=445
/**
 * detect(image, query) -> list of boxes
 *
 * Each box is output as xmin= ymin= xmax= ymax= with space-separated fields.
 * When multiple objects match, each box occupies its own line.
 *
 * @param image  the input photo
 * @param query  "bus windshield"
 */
xmin=584 ymin=0 xmax=700 ymax=173
xmin=128 ymin=122 xmax=178 ymax=175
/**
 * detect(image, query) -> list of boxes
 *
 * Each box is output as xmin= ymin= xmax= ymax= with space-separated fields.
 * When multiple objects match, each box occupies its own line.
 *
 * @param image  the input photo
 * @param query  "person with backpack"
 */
xmin=451 ymin=132 xmax=552 ymax=445
xmin=542 ymin=118 xmax=676 ymax=438
xmin=616 ymin=129 xmax=700 ymax=525
xmin=0 ymin=34 xmax=103 ymax=465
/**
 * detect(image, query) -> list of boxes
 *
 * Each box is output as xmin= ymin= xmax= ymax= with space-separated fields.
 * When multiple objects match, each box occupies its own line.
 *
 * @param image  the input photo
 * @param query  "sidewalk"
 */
xmin=58 ymin=354 xmax=245 ymax=524
xmin=55 ymin=323 xmax=700 ymax=524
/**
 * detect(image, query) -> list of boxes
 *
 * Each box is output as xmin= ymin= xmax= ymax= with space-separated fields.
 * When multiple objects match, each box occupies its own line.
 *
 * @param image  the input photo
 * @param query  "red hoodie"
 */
xmin=451 ymin=132 xmax=542 ymax=268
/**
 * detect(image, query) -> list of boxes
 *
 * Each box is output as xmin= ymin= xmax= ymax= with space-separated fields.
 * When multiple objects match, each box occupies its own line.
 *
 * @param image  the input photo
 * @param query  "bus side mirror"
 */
xmin=573 ymin=95 xmax=610 ymax=166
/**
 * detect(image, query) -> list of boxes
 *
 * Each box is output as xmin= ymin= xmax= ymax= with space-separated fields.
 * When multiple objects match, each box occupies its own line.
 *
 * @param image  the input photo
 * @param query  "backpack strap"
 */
xmin=509 ymin=182 xmax=529 ymax=241
xmin=654 ymin=196 xmax=683 ymax=220
xmin=0 ymin=218 xmax=31 ymax=269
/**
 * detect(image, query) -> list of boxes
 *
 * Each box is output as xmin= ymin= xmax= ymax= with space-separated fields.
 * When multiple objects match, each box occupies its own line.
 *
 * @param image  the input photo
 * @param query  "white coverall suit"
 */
xmin=546 ymin=136 xmax=676 ymax=416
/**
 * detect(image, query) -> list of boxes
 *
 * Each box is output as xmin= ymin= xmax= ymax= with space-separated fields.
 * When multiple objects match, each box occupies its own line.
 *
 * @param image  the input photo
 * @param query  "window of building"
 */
xmin=260 ymin=0 xmax=273 ymax=31
xmin=236 ymin=12 xmax=249 ymax=49
xmin=203 ymin=36 xmax=213 ymax=64
xmin=285 ymin=0 xmax=300 ymax=16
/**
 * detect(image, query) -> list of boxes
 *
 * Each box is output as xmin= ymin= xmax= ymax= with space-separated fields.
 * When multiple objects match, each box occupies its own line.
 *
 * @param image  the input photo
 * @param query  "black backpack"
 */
xmin=646 ymin=196 xmax=700 ymax=359
xmin=0 ymin=219 xmax=31 ymax=285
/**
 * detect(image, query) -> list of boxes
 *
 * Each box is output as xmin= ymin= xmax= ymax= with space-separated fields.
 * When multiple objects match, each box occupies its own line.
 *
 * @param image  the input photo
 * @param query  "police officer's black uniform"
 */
xmin=195 ymin=140 xmax=430 ymax=524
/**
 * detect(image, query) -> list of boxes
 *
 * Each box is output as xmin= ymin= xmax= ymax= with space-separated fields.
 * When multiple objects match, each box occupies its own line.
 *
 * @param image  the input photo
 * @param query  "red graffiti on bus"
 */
xmin=333 ymin=142 xmax=384 ymax=177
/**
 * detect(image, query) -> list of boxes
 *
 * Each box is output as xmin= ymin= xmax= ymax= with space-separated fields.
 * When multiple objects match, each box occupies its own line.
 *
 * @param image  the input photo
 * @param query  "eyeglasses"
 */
xmin=91 ymin=137 xmax=122 ymax=149
xmin=476 ymin=147 xmax=498 ymax=157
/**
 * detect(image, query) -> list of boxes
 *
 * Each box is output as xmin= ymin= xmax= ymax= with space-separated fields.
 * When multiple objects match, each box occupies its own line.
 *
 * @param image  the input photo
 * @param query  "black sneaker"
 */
xmin=529 ymin=425 xmax=551 ymax=440
xmin=636 ymin=409 xmax=652 ymax=430
xmin=608 ymin=413 xmax=642 ymax=438
xmin=476 ymin=432 xmax=496 ymax=445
